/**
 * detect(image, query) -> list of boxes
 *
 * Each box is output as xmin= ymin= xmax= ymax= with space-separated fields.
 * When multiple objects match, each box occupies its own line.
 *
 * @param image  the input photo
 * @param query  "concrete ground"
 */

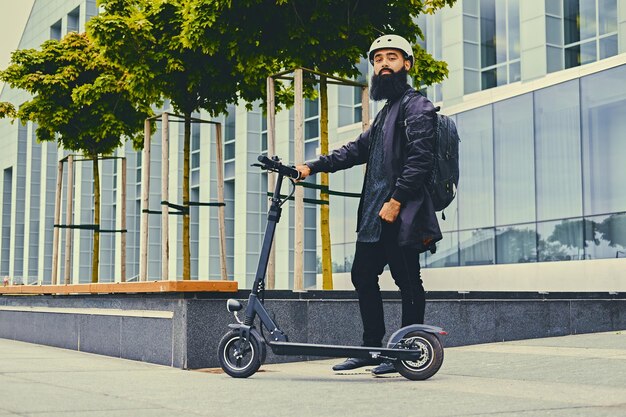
xmin=0 ymin=331 xmax=625 ymax=417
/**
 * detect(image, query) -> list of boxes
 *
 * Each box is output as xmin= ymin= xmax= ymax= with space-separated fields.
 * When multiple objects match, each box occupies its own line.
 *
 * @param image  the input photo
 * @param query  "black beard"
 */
xmin=370 ymin=67 xmax=409 ymax=101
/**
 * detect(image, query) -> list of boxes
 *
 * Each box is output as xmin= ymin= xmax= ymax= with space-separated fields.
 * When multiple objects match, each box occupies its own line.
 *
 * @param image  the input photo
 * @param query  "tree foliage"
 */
xmin=89 ymin=0 xmax=248 ymax=280
xmin=0 ymin=32 xmax=151 ymax=154
xmin=183 ymin=0 xmax=457 ymax=109
xmin=0 ymin=31 xmax=152 ymax=284
xmin=89 ymin=0 xmax=242 ymax=117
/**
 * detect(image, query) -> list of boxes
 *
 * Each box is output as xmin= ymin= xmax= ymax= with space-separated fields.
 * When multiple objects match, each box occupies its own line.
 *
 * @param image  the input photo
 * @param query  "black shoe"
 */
xmin=332 ymin=357 xmax=381 ymax=371
xmin=371 ymin=361 xmax=397 ymax=376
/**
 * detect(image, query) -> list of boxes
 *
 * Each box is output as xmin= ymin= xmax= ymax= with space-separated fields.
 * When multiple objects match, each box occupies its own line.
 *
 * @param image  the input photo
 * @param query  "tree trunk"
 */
xmin=320 ymin=76 xmax=333 ymax=289
xmin=91 ymin=156 xmax=100 ymax=283
xmin=183 ymin=113 xmax=191 ymax=280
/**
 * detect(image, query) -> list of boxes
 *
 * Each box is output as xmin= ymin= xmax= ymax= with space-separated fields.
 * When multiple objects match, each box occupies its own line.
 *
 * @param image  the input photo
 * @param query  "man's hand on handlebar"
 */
xmin=295 ymin=164 xmax=311 ymax=181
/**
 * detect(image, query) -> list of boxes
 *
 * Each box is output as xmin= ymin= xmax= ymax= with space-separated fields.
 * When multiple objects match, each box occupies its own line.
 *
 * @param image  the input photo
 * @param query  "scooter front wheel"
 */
xmin=218 ymin=329 xmax=264 ymax=378
xmin=393 ymin=330 xmax=444 ymax=381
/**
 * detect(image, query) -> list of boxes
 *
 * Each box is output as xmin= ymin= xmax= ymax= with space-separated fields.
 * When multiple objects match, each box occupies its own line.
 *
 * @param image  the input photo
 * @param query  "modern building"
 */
xmin=0 ymin=0 xmax=624 ymax=292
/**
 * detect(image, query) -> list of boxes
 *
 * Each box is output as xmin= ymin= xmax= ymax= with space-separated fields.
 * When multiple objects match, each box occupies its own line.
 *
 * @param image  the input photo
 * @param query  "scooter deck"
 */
xmin=268 ymin=341 xmax=421 ymax=361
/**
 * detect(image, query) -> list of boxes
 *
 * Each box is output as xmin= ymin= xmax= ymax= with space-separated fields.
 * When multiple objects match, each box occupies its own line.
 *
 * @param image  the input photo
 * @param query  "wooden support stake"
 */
xmin=362 ymin=86 xmax=370 ymax=132
xmin=139 ymin=119 xmax=151 ymax=281
xmin=293 ymin=69 xmax=304 ymax=291
xmin=215 ymin=123 xmax=228 ymax=281
xmin=161 ymin=113 xmax=169 ymax=281
xmin=120 ymin=157 xmax=127 ymax=282
xmin=51 ymin=160 xmax=63 ymax=285
xmin=63 ymin=155 xmax=74 ymax=284
xmin=320 ymin=76 xmax=333 ymax=290
xmin=266 ymin=76 xmax=276 ymax=289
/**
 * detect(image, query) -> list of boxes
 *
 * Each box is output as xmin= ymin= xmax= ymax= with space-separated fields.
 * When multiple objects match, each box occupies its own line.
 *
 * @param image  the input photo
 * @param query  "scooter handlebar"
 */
xmin=256 ymin=155 xmax=301 ymax=180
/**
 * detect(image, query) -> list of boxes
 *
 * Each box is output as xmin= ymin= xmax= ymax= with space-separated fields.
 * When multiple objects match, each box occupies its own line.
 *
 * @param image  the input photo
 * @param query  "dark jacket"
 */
xmin=307 ymin=88 xmax=442 ymax=252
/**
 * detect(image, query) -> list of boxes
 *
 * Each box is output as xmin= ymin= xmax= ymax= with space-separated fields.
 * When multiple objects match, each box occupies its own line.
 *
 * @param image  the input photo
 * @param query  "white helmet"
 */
xmin=368 ymin=34 xmax=414 ymax=68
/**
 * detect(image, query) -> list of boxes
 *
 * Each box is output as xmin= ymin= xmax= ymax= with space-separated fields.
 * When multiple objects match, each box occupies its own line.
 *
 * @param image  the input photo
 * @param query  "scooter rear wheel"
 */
xmin=218 ymin=329 xmax=264 ymax=378
xmin=393 ymin=330 xmax=444 ymax=380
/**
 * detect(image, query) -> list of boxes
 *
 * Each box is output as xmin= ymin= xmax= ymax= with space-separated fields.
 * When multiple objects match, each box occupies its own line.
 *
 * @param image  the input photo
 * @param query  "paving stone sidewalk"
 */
xmin=0 ymin=331 xmax=625 ymax=416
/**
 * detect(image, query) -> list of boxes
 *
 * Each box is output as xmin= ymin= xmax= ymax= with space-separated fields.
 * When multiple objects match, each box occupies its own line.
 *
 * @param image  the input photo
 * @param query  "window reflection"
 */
xmin=457 ymin=106 xmax=494 ymax=230
xmin=460 ymin=228 xmax=495 ymax=266
xmin=426 ymin=232 xmax=459 ymax=267
xmin=494 ymin=94 xmax=535 ymax=225
xmin=534 ymin=80 xmax=582 ymax=221
xmin=581 ymin=65 xmax=626 ymax=215
xmin=584 ymin=213 xmax=626 ymax=259
xmin=537 ymin=219 xmax=585 ymax=262
xmin=496 ymin=224 xmax=537 ymax=264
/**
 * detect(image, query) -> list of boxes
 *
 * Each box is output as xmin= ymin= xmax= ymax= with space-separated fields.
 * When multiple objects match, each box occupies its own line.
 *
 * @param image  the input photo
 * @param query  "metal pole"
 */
xmin=266 ymin=76 xmax=276 ymax=289
xmin=293 ymin=69 xmax=304 ymax=291
xmin=161 ymin=113 xmax=169 ymax=281
xmin=215 ymin=123 xmax=228 ymax=281
xmin=120 ymin=157 xmax=127 ymax=282
xmin=63 ymin=155 xmax=74 ymax=284
xmin=139 ymin=119 xmax=151 ymax=281
xmin=51 ymin=160 xmax=63 ymax=285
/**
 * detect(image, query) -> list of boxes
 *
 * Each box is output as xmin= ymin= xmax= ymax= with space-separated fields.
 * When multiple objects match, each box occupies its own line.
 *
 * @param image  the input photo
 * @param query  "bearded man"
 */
xmin=296 ymin=34 xmax=441 ymax=376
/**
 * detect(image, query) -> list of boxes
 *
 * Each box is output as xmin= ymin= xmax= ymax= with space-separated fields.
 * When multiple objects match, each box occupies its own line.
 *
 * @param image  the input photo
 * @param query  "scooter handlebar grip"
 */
xmin=257 ymin=155 xmax=300 ymax=180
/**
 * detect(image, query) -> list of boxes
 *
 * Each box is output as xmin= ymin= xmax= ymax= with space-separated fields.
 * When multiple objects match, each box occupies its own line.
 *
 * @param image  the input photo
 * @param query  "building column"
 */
xmin=520 ymin=0 xmax=547 ymax=81
xmin=441 ymin=5 xmax=465 ymax=104
xmin=617 ymin=1 xmax=626 ymax=54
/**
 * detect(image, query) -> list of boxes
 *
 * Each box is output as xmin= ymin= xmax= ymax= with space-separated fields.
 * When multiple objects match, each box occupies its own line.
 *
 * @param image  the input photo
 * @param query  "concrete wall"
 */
xmin=1 ymin=292 xmax=625 ymax=369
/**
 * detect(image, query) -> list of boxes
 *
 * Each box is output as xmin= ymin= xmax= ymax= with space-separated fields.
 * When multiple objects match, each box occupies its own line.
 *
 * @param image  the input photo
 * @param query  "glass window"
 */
xmin=509 ymin=61 xmax=521 ymax=83
xmin=480 ymin=0 xmax=499 ymax=68
xmin=1 ymin=168 xmax=12 ymax=275
xmin=578 ymin=0 xmax=597 ymax=40
xmin=560 ymin=0 xmax=618 ymax=69
xmin=50 ymin=20 xmax=61 ymax=40
xmin=456 ymin=106 xmax=494 ymax=229
xmin=507 ymin=0 xmax=520 ymax=60
xmin=494 ymin=94 xmax=535 ymax=225
xmin=598 ymin=0 xmax=617 ymax=35
xmin=584 ymin=213 xmax=626 ymax=259
xmin=305 ymin=120 xmax=319 ymax=140
xmin=537 ymin=219 xmax=585 ymax=262
xmin=464 ymin=70 xmax=480 ymax=94
xmin=67 ymin=7 xmax=80 ymax=33
xmin=546 ymin=16 xmax=563 ymax=45
xmin=305 ymin=98 xmax=318 ymax=119
xmin=426 ymin=232 xmax=459 ymax=268
xmin=563 ymin=0 xmax=578 ymax=43
xmin=496 ymin=223 xmax=537 ymax=264
xmin=460 ymin=228 xmax=495 ymax=266
xmin=464 ymin=15 xmax=480 ymax=43
xmin=534 ymin=80 xmax=582 ymax=221
xmin=599 ymin=35 xmax=618 ymax=59
xmin=464 ymin=43 xmax=480 ymax=69
xmin=464 ymin=0 xmax=480 ymax=15
xmin=581 ymin=65 xmax=626 ymax=215
xmin=579 ymin=40 xmax=597 ymax=64
xmin=547 ymin=46 xmax=564 ymax=72
xmin=546 ymin=0 xmax=562 ymax=16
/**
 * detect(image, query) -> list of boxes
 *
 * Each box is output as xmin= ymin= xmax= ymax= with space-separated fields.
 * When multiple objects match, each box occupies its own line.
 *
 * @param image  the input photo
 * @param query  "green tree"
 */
xmin=184 ymin=0 xmax=456 ymax=102
xmin=183 ymin=0 xmax=456 ymax=288
xmin=0 ymin=32 xmax=152 ymax=283
xmin=89 ymin=0 xmax=243 ymax=280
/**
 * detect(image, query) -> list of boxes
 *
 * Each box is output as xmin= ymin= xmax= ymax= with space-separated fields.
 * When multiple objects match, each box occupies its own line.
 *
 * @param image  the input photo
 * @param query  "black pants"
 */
xmin=351 ymin=222 xmax=425 ymax=347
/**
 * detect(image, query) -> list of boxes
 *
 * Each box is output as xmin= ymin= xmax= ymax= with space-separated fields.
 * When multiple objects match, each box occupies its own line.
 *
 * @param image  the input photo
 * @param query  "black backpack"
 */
xmin=399 ymin=92 xmax=460 ymax=219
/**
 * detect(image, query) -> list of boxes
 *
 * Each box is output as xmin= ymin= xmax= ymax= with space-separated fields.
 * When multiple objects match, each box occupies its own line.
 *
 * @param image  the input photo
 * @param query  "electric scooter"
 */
xmin=218 ymin=155 xmax=447 ymax=380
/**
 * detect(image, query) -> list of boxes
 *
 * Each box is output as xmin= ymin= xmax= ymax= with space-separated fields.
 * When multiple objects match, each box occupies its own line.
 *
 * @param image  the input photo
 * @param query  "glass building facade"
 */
xmin=423 ymin=65 xmax=626 ymax=268
xmin=0 ymin=0 xmax=624 ymax=291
